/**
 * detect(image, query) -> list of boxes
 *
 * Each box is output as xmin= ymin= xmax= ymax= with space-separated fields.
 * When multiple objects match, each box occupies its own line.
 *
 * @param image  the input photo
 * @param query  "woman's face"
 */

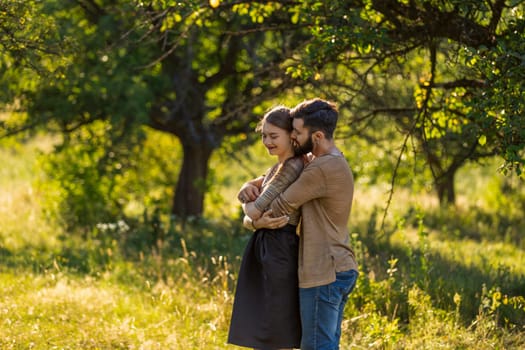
xmin=261 ymin=122 xmax=293 ymax=159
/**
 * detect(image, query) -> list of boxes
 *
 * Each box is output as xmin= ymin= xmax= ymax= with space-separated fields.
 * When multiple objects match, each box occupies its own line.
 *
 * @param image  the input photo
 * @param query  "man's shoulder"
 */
xmin=312 ymin=154 xmax=350 ymax=167
xmin=312 ymin=154 xmax=352 ymax=179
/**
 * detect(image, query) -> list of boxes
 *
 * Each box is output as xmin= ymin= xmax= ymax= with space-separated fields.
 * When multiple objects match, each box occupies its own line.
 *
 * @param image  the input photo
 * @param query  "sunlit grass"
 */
xmin=1 ymin=135 xmax=524 ymax=349
xmin=423 ymin=235 xmax=525 ymax=275
xmin=0 ymin=271 xmax=232 ymax=349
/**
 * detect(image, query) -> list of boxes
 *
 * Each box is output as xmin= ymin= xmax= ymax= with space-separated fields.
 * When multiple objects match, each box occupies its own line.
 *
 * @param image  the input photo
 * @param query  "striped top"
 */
xmin=254 ymin=156 xmax=304 ymax=226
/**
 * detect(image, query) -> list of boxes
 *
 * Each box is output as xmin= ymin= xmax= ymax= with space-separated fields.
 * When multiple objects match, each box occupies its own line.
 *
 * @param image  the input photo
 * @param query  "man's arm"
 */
xmin=269 ymin=163 xmax=326 ymax=217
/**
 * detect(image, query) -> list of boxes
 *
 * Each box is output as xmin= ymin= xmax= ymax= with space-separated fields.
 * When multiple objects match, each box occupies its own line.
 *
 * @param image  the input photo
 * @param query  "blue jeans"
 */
xmin=299 ymin=269 xmax=358 ymax=350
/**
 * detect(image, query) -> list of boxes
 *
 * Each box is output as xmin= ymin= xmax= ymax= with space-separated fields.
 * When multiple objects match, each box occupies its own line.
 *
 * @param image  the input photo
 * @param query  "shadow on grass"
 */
xmin=417 ymin=206 xmax=524 ymax=248
xmin=361 ymin=238 xmax=525 ymax=328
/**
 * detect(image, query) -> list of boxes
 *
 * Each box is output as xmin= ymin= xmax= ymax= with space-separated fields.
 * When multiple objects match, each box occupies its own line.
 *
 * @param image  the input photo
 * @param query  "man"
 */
xmin=242 ymin=98 xmax=359 ymax=350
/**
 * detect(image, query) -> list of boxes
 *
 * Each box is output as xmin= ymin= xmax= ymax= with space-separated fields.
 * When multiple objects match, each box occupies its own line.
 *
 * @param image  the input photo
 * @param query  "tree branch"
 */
xmin=489 ymin=0 xmax=507 ymax=32
xmin=372 ymin=0 xmax=497 ymax=47
xmin=428 ymin=78 xmax=485 ymax=89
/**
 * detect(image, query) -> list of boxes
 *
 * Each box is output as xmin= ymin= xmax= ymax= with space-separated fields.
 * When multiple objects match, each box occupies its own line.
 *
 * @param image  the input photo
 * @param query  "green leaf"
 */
xmin=478 ymin=134 xmax=487 ymax=146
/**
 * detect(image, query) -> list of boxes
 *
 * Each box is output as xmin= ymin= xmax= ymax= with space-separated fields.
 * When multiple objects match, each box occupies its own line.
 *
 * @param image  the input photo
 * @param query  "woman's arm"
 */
xmin=244 ymin=157 xmax=304 ymax=220
xmin=237 ymin=176 xmax=264 ymax=203
xmin=242 ymin=215 xmax=256 ymax=230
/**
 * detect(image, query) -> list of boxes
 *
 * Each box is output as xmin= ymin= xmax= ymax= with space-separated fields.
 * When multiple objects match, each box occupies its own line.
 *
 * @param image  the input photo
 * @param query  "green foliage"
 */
xmin=283 ymin=0 xmax=525 ymax=181
xmin=2 ymin=0 xmax=323 ymax=217
xmin=464 ymin=22 xmax=525 ymax=175
xmin=29 ymin=14 xmax=158 ymax=127
xmin=3 ymin=0 xmax=524 ymax=216
xmin=37 ymin=124 xmax=181 ymax=233
xmin=0 ymin=0 xmax=65 ymax=76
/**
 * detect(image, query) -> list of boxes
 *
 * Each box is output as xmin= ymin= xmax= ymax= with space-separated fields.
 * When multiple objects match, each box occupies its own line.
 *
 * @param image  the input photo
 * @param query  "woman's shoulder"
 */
xmin=264 ymin=162 xmax=280 ymax=174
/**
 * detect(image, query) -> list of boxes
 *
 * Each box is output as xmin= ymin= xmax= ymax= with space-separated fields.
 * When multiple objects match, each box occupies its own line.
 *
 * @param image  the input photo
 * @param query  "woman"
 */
xmin=228 ymin=106 xmax=304 ymax=350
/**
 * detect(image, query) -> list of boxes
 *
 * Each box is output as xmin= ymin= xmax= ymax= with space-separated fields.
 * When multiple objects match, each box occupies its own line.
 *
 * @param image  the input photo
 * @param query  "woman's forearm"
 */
xmin=243 ymin=202 xmax=263 ymax=219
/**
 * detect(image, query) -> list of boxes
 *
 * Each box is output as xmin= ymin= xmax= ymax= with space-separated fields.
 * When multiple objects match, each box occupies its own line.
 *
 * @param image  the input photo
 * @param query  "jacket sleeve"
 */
xmin=253 ymin=157 xmax=304 ymax=211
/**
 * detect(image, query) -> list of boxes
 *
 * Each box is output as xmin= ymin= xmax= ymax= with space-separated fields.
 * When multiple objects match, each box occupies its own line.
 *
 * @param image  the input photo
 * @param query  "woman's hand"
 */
xmin=237 ymin=183 xmax=260 ymax=203
xmin=253 ymin=210 xmax=289 ymax=230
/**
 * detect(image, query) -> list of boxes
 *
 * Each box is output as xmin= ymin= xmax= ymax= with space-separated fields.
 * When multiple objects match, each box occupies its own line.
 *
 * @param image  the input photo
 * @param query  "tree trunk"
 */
xmin=435 ymin=170 xmax=456 ymax=206
xmin=425 ymin=149 xmax=458 ymax=207
xmin=172 ymin=141 xmax=214 ymax=218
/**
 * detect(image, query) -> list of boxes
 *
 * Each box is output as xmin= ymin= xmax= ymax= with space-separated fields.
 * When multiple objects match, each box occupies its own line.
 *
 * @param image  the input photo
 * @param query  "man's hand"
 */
xmin=253 ymin=210 xmax=289 ymax=230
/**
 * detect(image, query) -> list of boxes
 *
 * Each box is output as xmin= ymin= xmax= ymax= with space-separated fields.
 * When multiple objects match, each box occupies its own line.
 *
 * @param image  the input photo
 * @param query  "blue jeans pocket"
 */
xmin=334 ymin=269 xmax=358 ymax=295
xmin=317 ymin=270 xmax=358 ymax=305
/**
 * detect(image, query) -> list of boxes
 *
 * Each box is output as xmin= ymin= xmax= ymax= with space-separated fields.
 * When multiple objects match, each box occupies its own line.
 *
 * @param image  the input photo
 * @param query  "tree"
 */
xmin=1 ymin=0 xmax=313 ymax=221
xmin=142 ymin=1 xmax=311 ymax=217
xmin=284 ymin=0 xmax=525 ymax=205
xmin=2 ymin=0 xmax=523 ymax=222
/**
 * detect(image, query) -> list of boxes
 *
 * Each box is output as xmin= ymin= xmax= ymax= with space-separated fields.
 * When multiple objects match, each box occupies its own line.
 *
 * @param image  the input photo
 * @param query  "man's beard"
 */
xmin=293 ymin=135 xmax=314 ymax=156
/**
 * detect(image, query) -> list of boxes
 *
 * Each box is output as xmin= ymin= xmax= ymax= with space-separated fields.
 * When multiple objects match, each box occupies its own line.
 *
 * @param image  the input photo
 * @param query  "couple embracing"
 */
xmin=228 ymin=98 xmax=359 ymax=350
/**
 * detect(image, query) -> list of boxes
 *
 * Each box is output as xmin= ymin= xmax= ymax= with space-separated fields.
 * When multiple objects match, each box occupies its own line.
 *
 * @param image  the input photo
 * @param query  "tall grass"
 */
xmin=1 ymin=135 xmax=524 ymax=349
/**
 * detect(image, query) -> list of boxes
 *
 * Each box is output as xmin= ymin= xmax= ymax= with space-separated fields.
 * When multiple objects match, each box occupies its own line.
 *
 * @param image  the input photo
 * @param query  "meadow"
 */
xmin=1 ymin=135 xmax=524 ymax=349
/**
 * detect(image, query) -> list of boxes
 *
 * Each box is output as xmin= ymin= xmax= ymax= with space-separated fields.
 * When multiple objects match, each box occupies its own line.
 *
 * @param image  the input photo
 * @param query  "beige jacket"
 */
xmin=270 ymin=152 xmax=358 ymax=288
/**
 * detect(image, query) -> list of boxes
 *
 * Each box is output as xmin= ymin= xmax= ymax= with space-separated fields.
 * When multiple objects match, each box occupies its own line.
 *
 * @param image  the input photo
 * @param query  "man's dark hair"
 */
xmin=290 ymin=98 xmax=338 ymax=139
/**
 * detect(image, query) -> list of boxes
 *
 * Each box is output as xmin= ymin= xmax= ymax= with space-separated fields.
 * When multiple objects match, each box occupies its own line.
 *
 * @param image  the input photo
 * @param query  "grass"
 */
xmin=0 ymin=271 xmax=232 ymax=349
xmin=1 ymin=135 xmax=524 ymax=349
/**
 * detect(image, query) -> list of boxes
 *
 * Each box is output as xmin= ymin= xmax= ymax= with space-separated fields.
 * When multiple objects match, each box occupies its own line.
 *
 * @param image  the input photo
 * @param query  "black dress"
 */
xmin=228 ymin=224 xmax=301 ymax=349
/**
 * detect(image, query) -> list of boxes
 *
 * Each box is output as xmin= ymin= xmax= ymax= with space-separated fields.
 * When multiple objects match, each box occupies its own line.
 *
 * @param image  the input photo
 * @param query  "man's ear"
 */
xmin=313 ymin=130 xmax=324 ymax=142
